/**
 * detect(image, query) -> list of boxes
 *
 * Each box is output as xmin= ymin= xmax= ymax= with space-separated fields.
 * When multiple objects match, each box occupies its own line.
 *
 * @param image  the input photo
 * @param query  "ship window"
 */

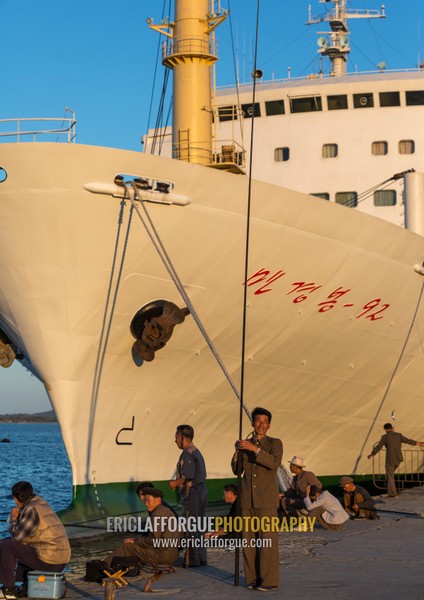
xmin=0 ymin=168 xmax=7 ymax=183
xmin=372 ymin=141 xmax=388 ymax=156
xmin=311 ymin=193 xmax=330 ymax=200
xmin=274 ymin=147 xmax=290 ymax=162
xmin=290 ymin=96 xmax=322 ymax=113
xmin=399 ymin=140 xmax=415 ymax=154
xmin=241 ymin=102 xmax=261 ymax=118
xmin=374 ymin=190 xmax=396 ymax=206
xmin=406 ymin=91 xmax=424 ymax=105
xmin=353 ymin=93 xmax=374 ymax=109
xmin=379 ymin=92 xmax=400 ymax=107
xmin=327 ymin=95 xmax=348 ymax=110
xmin=322 ymin=144 xmax=338 ymax=158
xmin=335 ymin=192 xmax=358 ymax=207
xmin=218 ymin=105 xmax=238 ymax=122
xmin=265 ymin=100 xmax=285 ymax=116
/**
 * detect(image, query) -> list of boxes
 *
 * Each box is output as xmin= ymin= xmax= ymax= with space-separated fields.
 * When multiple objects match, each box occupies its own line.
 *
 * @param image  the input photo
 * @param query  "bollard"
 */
xmin=103 ymin=578 xmax=116 ymax=600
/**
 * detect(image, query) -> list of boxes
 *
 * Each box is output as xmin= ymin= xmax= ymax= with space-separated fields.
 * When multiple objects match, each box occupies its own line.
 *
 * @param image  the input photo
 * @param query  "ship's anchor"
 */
xmin=130 ymin=300 xmax=190 ymax=363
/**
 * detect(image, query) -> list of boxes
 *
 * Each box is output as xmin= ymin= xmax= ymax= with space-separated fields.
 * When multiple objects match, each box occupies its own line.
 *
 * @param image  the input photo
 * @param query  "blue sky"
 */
xmin=0 ymin=0 xmax=422 ymax=412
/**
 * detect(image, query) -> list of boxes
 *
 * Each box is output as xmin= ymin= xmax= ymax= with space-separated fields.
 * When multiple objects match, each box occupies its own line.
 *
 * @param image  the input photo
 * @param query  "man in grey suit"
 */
xmin=367 ymin=423 xmax=424 ymax=497
xmin=232 ymin=407 xmax=283 ymax=592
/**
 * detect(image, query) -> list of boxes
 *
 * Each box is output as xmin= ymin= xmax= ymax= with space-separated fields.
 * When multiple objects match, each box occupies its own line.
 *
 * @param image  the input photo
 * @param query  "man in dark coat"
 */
xmin=232 ymin=407 xmax=283 ymax=592
xmin=367 ymin=423 xmax=424 ymax=497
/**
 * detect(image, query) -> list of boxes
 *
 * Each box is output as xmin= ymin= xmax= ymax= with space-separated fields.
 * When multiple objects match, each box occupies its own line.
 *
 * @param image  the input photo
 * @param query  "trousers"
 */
xmin=308 ymin=506 xmax=344 ymax=531
xmin=386 ymin=462 xmax=400 ymax=497
xmin=181 ymin=485 xmax=208 ymax=567
xmin=0 ymin=539 xmax=66 ymax=587
xmin=241 ymin=508 xmax=279 ymax=588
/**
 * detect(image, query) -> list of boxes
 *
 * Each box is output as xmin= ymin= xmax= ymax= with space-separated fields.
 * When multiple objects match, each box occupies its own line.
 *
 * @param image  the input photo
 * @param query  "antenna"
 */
xmin=306 ymin=0 xmax=386 ymax=77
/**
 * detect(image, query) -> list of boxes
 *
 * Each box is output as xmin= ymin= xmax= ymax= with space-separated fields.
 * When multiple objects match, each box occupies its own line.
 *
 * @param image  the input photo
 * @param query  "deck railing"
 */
xmin=0 ymin=110 xmax=77 ymax=143
xmin=371 ymin=448 xmax=424 ymax=490
xmin=217 ymin=67 xmax=424 ymax=92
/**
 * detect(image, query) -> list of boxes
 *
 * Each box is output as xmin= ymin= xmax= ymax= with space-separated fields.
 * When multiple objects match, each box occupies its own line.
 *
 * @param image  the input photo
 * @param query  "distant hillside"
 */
xmin=0 ymin=409 xmax=57 ymax=422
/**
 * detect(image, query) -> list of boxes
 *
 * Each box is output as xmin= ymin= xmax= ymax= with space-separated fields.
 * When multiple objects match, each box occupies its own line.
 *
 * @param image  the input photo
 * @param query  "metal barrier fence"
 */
xmin=371 ymin=448 xmax=424 ymax=490
xmin=0 ymin=109 xmax=76 ymax=143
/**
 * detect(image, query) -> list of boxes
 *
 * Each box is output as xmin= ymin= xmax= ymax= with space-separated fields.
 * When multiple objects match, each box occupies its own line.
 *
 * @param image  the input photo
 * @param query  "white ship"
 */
xmin=0 ymin=0 xmax=423 ymax=525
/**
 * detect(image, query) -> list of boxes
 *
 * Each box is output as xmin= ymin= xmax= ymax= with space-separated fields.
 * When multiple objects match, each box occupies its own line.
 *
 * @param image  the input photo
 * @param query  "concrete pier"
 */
xmin=65 ymin=488 xmax=424 ymax=600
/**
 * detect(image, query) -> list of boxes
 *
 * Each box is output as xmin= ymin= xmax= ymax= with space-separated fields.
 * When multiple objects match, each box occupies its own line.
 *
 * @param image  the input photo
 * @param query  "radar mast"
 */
xmin=307 ymin=0 xmax=386 ymax=77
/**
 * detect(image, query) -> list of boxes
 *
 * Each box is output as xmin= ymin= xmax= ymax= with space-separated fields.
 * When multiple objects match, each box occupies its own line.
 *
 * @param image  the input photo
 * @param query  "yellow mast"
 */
xmin=149 ymin=0 xmax=227 ymax=166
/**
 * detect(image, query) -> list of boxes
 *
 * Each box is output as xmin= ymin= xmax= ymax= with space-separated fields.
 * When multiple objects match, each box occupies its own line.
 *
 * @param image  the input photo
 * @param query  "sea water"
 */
xmin=0 ymin=422 xmax=72 ymax=537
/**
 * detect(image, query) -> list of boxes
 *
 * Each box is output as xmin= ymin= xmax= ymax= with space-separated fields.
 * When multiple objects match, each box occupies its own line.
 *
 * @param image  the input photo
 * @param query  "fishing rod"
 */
xmin=64 ymin=509 xmax=145 ymax=529
xmin=376 ymin=508 xmax=424 ymax=518
xmin=1 ymin=507 xmax=147 ymax=529
xmin=234 ymin=0 xmax=262 ymax=588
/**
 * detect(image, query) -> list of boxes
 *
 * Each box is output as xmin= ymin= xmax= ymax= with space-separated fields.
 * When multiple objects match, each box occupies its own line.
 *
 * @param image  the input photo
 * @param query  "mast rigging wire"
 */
xmin=344 ymin=169 xmax=415 ymax=208
xmin=144 ymin=0 xmax=169 ymax=151
xmin=227 ymin=0 xmax=244 ymax=144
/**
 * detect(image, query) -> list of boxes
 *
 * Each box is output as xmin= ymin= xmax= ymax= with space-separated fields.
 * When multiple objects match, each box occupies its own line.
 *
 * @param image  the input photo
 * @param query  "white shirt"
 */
xmin=304 ymin=490 xmax=349 ymax=525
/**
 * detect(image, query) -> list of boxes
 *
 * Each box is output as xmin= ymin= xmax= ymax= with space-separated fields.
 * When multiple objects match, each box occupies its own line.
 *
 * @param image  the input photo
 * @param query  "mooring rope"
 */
xmin=122 ymin=181 xmax=250 ymax=418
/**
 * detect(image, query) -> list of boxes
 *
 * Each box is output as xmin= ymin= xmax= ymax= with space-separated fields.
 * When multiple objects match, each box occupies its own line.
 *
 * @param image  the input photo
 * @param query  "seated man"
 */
xmin=205 ymin=483 xmax=238 ymax=539
xmin=304 ymin=485 xmax=349 ymax=531
xmin=106 ymin=488 xmax=179 ymax=568
xmin=280 ymin=456 xmax=322 ymax=517
xmin=339 ymin=476 xmax=377 ymax=520
xmin=137 ymin=482 xmax=178 ymax=517
xmin=0 ymin=481 xmax=71 ymax=600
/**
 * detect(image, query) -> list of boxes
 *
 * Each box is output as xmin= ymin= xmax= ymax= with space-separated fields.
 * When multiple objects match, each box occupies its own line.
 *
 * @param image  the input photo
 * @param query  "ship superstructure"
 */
xmin=145 ymin=0 xmax=424 ymax=227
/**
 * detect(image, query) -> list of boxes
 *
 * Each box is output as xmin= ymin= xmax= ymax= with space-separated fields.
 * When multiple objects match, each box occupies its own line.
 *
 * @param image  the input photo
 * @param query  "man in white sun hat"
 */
xmin=280 ymin=456 xmax=322 ymax=517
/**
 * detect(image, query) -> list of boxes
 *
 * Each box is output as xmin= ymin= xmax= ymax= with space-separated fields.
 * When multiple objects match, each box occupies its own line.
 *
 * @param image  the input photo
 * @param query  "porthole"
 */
xmin=0 ymin=168 xmax=7 ymax=183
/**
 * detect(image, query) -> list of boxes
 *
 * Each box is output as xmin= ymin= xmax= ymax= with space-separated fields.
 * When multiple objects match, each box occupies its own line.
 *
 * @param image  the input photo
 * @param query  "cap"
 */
xmin=339 ymin=476 xmax=354 ymax=487
xmin=142 ymin=488 xmax=164 ymax=499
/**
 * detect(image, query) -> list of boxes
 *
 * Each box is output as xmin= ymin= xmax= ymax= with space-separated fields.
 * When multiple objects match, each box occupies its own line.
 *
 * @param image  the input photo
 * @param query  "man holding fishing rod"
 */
xmin=232 ymin=407 xmax=283 ymax=592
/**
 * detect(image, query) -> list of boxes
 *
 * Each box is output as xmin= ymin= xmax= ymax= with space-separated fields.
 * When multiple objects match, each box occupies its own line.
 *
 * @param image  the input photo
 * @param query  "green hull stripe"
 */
xmin=58 ymin=474 xmax=376 ymax=526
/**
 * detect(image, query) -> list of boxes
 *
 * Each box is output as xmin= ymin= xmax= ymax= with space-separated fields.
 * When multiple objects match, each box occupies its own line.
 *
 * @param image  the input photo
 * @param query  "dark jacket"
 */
xmin=343 ymin=485 xmax=375 ymax=512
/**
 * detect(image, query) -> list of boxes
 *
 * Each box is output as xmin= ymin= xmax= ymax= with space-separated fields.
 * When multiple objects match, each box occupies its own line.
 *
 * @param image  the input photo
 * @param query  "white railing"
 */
xmin=0 ymin=111 xmax=77 ymax=143
xmin=217 ymin=67 xmax=424 ymax=92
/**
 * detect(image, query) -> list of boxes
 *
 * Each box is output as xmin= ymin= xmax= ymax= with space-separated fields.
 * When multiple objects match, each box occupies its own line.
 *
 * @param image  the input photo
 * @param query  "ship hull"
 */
xmin=1 ymin=143 xmax=423 ymax=522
